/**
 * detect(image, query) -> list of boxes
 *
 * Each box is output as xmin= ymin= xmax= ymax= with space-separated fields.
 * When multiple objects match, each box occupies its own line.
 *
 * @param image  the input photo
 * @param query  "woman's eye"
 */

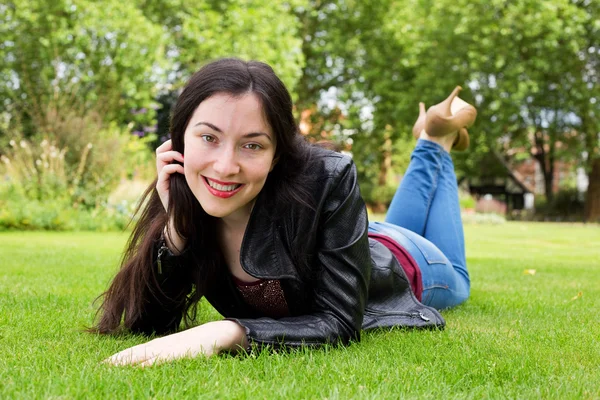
xmin=244 ymin=143 xmax=262 ymax=151
xmin=201 ymin=135 xmax=216 ymax=143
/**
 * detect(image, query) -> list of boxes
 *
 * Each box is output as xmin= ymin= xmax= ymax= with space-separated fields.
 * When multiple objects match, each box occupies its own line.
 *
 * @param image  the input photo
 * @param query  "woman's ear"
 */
xmin=269 ymin=156 xmax=279 ymax=172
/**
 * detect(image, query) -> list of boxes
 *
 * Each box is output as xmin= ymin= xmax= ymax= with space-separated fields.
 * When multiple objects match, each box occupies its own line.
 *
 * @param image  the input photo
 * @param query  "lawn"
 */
xmin=1 ymin=222 xmax=599 ymax=399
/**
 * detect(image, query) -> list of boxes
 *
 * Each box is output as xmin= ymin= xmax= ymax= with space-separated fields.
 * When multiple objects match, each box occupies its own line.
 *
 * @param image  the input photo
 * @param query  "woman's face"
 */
xmin=183 ymin=93 xmax=276 ymax=222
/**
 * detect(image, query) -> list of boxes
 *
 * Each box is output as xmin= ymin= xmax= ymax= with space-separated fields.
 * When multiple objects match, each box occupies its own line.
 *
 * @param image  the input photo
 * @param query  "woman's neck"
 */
xmin=218 ymin=200 xmax=255 ymax=233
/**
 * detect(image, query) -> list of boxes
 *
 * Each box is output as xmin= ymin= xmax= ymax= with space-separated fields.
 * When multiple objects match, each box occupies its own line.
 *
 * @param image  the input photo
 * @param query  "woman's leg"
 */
xmin=384 ymin=139 xmax=469 ymax=309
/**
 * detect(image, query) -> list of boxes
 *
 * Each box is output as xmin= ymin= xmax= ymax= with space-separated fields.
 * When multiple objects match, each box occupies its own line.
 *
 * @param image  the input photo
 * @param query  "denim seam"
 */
xmin=399 ymin=232 xmax=447 ymax=265
xmin=422 ymin=146 xmax=443 ymax=241
xmin=423 ymin=283 xmax=450 ymax=290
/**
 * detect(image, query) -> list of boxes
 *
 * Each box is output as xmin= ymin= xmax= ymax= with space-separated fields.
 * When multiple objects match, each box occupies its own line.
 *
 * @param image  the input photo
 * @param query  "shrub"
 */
xmin=459 ymin=190 xmax=476 ymax=210
xmin=0 ymin=194 xmax=135 ymax=232
xmin=360 ymin=183 xmax=397 ymax=212
xmin=0 ymin=133 xmax=153 ymax=231
xmin=534 ymin=189 xmax=585 ymax=221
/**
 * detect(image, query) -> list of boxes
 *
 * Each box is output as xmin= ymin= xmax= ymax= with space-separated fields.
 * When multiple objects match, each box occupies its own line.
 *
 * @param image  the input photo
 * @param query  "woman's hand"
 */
xmin=104 ymin=321 xmax=248 ymax=367
xmin=155 ymin=139 xmax=185 ymax=212
xmin=155 ymin=139 xmax=187 ymax=253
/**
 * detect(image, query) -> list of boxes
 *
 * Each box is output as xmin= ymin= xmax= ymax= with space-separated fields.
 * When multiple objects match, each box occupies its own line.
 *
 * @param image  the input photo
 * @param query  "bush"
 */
xmin=0 ymin=193 xmax=136 ymax=232
xmin=0 ymin=133 xmax=153 ymax=231
xmin=360 ymin=183 xmax=397 ymax=212
xmin=534 ymin=188 xmax=585 ymax=221
xmin=459 ymin=190 xmax=476 ymax=210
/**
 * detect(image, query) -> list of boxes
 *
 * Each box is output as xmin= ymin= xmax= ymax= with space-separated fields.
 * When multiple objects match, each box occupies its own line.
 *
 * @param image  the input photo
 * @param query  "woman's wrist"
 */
xmin=193 ymin=321 xmax=248 ymax=354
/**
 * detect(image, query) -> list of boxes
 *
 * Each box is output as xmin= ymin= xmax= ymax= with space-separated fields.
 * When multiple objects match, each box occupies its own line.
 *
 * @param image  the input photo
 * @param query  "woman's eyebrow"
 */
xmin=243 ymin=132 xmax=272 ymax=142
xmin=194 ymin=121 xmax=222 ymax=132
xmin=194 ymin=121 xmax=272 ymax=142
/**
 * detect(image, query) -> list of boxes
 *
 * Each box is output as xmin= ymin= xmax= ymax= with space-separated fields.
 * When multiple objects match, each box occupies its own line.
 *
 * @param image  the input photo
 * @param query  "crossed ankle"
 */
xmin=419 ymin=130 xmax=457 ymax=153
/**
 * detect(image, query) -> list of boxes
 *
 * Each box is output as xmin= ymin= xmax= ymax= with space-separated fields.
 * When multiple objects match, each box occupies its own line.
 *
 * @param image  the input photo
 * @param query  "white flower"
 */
xmin=20 ymin=140 xmax=27 ymax=148
xmin=9 ymin=140 xmax=15 ymax=147
xmin=36 ymin=159 xmax=42 ymax=166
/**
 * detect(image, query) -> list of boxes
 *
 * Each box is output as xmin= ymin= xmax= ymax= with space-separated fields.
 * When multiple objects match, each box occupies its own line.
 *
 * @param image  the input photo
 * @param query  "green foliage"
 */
xmin=0 ymin=195 xmax=133 ymax=231
xmin=136 ymin=0 xmax=305 ymax=92
xmin=1 ymin=0 xmax=597 ymax=222
xmin=534 ymin=189 xmax=585 ymax=220
xmin=0 ymin=132 xmax=152 ymax=231
xmin=0 ymin=0 xmax=167 ymax=133
xmin=359 ymin=183 xmax=397 ymax=208
xmin=459 ymin=190 xmax=476 ymax=210
xmin=292 ymin=0 xmax=598 ymax=216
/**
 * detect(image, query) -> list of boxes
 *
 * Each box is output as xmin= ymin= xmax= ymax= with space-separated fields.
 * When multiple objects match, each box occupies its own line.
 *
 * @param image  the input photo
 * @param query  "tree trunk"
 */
xmin=378 ymin=134 xmax=392 ymax=186
xmin=371 ymin=130 xmax=393 ymax=213
xmin=543 ymin=164 xmax=554 ymax=202
xmin=584 ymin=158 xmax=600 ymax=222
xmin=533 ymin=130 xmax=555 ymax=202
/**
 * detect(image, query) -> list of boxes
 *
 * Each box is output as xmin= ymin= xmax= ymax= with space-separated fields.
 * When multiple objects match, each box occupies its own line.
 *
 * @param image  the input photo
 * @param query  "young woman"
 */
xmin=96 ymin=58 xmax=476 ymax=366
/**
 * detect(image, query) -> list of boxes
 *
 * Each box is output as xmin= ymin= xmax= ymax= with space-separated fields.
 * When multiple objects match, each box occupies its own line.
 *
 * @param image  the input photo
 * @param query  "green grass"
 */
xmin=1 ymin=222 xmax=599 ymax=399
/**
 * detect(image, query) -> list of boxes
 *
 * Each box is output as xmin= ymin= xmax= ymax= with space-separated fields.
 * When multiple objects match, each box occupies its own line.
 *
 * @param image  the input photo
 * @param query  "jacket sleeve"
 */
xmin=129 ymin=241 xmax=193 ymax=335
xmin=229 ymin=157 xmax=371 ymax=348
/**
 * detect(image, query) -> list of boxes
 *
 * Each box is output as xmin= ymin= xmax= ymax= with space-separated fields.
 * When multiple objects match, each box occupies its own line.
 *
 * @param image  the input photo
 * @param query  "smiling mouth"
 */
xmin=205 ymin=178 xmax=241 ymax=192
xmin=203 ymin=177 xmax=244 ymax=198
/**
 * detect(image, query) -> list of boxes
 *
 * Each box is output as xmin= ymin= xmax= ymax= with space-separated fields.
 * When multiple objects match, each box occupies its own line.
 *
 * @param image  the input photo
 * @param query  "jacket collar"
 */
xmin=239 ymin=189 xmax=302 ymax=282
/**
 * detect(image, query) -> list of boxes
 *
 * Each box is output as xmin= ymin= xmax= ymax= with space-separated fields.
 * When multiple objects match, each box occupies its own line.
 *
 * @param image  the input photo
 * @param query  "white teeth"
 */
xmin=207 ymin=179 xmax=240 ymax=192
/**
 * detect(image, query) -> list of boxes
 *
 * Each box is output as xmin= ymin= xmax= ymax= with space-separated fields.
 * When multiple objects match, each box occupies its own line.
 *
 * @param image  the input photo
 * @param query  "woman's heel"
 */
xmin=452 ymin=128 xmax=470 ymax=152
xmin=425 ymin=86 xmax=477 ymax=141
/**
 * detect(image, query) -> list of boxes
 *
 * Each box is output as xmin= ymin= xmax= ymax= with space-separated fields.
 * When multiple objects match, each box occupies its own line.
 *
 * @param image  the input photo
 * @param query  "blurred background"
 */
xmin=0 ymin=0 xmax=598 ymax=231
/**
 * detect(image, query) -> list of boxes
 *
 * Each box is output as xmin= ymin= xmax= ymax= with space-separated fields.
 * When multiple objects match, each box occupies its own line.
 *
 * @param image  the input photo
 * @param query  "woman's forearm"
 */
xmin=105 ymin=320 xmax=248 ymax=366
xmin=199 ymin=320 xmax=248 ymax=353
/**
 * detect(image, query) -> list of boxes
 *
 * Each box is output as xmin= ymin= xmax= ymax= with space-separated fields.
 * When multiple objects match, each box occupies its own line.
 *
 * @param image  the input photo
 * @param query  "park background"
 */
xmin=0 ymin=1 xmax=599 ymax=399
xmin=0 ymin=0 xmax=598 ymax=227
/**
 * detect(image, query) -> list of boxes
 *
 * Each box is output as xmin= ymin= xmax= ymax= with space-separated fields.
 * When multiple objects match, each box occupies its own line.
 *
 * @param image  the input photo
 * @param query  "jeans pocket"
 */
xmin=406 ymin=235 xmax=448 ymax=265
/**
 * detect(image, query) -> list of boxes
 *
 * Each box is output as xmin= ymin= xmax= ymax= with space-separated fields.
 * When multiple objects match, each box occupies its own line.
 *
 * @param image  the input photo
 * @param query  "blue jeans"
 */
xmin=368 ymin=139 xmax=470 ymax=310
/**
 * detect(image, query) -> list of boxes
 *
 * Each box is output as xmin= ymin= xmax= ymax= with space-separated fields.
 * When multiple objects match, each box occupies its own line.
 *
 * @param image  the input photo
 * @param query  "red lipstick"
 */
xmin=203 ymin=177 xmax=244 ymax=198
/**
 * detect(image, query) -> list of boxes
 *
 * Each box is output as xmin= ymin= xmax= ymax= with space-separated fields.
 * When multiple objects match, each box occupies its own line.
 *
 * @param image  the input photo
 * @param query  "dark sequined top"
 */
xmin=233 ymin=277 xmax=291 ymax=318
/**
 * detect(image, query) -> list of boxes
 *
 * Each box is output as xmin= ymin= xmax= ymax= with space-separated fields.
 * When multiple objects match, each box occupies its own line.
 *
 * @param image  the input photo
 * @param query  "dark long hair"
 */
xmin=91 ymin=58 xmax=314 ymax=334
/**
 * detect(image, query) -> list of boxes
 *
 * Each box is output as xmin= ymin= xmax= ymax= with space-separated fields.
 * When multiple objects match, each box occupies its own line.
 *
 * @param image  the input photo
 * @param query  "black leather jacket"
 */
xmin=135 ymin=148 xmax=444 ymax=347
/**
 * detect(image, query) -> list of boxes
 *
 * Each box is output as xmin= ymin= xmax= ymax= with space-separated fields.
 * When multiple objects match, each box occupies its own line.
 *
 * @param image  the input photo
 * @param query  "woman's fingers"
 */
xmin=104 ymin=338 xmax=166 ymax=366
xmin=156 ymin=150 xmax=184 ymax=168
xmin=154 ymin=139 xmax=185 ymax=211
xmin=104 ymin=348 xmax=151 ymax=366
xmin=155 ymin=138 xmax=172 ymax=154
xmin=157 ymin=164 xmax=185 ymax=189
xmin=138 ymin=356 xmax=159 ymax=368
xmin=156 ymin=163 xmax=185 ymax=210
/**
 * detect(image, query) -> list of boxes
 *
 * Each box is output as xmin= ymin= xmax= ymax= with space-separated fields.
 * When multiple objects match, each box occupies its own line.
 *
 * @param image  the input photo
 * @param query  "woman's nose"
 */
xmin=212 ymin=147 xmax=240 ymax=176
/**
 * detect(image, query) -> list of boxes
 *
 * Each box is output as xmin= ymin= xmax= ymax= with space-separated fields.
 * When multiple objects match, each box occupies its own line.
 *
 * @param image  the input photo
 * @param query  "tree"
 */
xmin=136 ymin=0 xmax=305 ymax=92
xmin=292 ymin=0 xmax=411 ymax=207
xmin=133 ymin=0 xmax=306 ymax=149
xmin=0 ymin=0 xmax=167 ymax=136
xmin=362 ymin=0 xmax=599 ymax=219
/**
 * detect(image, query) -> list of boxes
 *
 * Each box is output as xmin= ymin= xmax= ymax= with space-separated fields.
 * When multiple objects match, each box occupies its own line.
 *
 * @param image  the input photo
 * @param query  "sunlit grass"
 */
xmin=0 ymin=223 xmax=599 ymax=398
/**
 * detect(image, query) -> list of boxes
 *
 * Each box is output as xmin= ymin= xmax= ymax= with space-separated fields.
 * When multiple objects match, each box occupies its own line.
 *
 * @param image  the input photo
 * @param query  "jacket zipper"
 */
xmin=365 ymin=308 xmax=431 ymax=322
xmin=157 ymin=244 xmax=169 ymax=275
